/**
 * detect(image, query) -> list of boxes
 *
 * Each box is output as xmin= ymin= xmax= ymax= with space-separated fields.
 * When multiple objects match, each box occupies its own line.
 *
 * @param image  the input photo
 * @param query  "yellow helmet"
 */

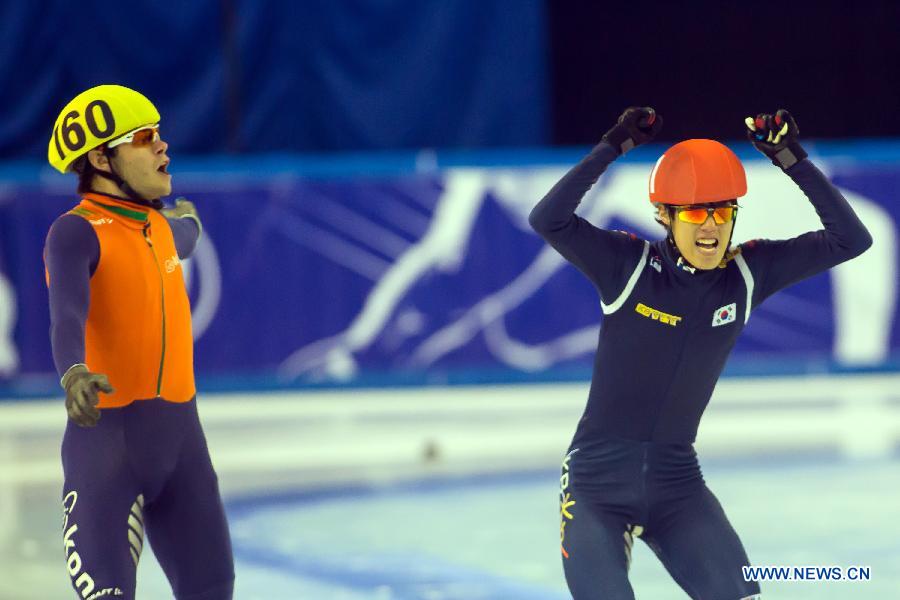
xmin=48 ymin=84 xmax=160 ymax=173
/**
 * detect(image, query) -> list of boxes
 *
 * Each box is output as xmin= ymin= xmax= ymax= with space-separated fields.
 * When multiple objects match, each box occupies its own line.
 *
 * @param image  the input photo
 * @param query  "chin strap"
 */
xmin=94 ymin=151 xmax=163 ymax=209
xmin=664 ymin=207 xmax=699 ymax=274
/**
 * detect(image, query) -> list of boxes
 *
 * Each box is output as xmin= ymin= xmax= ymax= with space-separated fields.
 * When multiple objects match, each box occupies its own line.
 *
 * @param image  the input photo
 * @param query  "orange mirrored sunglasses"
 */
xmin=107 ymin=125 xmax=160 ymax=149
xmin=674 ymin=205 xmax=737 ymax=225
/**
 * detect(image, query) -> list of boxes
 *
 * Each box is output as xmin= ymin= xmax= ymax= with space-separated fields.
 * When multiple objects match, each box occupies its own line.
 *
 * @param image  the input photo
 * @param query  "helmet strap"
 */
xmin=664 ymin=207 xmax=689 ymax=263
xmin=726 ymin=211 xmax=738 ymax=249
xmin=94 ymin=150 xmax=164 ymax=209
xmin=665 ymin=206 xmax=677 ymax=246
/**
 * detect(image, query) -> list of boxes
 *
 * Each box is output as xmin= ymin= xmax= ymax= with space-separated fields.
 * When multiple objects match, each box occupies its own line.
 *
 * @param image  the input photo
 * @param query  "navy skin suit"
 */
xmin=529 ymin=140 xmax=872 ymax=599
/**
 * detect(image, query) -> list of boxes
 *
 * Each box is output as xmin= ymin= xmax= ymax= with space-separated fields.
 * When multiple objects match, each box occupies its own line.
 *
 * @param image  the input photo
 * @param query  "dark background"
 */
xmin=548 ymin=1 xmax=900 ymax=143
xmin=3 ymin=0 xmax=899 ymax=159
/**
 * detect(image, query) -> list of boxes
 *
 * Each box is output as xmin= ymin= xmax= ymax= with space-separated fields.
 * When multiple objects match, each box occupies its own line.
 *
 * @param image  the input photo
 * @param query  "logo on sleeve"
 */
xmin=712 ymin=303 xmax=736 ymax=327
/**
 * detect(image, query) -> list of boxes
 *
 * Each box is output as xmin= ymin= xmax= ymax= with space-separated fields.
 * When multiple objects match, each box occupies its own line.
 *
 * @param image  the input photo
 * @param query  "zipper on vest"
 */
xmin=142 ymin=222 xmax=166 ymax=397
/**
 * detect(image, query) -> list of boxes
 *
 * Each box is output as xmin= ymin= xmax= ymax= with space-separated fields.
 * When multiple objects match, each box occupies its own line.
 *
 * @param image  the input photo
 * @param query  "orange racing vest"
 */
xmin=63 ymin=193 xmax=196 ymax=408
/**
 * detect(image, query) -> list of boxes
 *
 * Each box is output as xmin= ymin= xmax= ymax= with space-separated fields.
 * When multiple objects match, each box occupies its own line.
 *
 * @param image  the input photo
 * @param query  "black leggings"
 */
xmin=560 ymin=439 xmax=761 ymax=600
xmin=61 ymin=398 xmax=234 ymax=600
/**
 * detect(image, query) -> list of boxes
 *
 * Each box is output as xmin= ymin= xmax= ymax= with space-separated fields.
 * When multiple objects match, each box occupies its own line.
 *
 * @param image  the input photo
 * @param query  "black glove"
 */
xmin=602 ymin=107 xmax=663 ymax=155
xmin=61 ymin=365 xmax=114 ymax=427
xmin=745 ymin=109 xmax=808 ymax=169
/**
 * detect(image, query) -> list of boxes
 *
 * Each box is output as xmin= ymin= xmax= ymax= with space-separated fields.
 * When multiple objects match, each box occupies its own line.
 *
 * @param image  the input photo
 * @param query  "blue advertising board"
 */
xmin=1 ymin=143 xmax=898 ymax=395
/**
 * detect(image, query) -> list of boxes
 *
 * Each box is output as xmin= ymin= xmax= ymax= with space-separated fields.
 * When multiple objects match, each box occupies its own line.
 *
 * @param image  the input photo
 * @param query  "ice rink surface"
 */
xmin=2 ymin=374 xmax=899 ymax=599
xmin=211 ymin=458 xmax=900 ymax=600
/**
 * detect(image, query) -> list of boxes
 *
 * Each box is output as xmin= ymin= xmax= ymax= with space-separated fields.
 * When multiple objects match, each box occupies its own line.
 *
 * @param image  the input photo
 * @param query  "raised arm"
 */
xmin=529 ymin=107 xmax=662 ymax=302
xmin=740 ymin=110 xmax=873 ymax=306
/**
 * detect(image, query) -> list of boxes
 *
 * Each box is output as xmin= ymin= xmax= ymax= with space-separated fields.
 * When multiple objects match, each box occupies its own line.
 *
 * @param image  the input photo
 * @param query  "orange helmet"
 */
xmin=648 ymin=139 xmax=747 ymax=205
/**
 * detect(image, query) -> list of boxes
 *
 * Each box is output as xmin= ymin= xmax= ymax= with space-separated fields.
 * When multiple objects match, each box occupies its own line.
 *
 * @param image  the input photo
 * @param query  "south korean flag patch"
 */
xmin=712 ymin=303 xmax=737 ymax=327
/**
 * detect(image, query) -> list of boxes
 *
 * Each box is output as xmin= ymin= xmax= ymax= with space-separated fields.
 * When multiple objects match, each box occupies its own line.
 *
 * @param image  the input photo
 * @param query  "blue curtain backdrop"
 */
xmin=1 ymin=0 xmax=548 ymax=158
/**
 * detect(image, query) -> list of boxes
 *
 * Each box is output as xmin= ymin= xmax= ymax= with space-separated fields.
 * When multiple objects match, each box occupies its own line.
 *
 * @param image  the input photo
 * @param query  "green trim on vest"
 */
xmin=88 ymin=200 xmax=149 ymax=222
